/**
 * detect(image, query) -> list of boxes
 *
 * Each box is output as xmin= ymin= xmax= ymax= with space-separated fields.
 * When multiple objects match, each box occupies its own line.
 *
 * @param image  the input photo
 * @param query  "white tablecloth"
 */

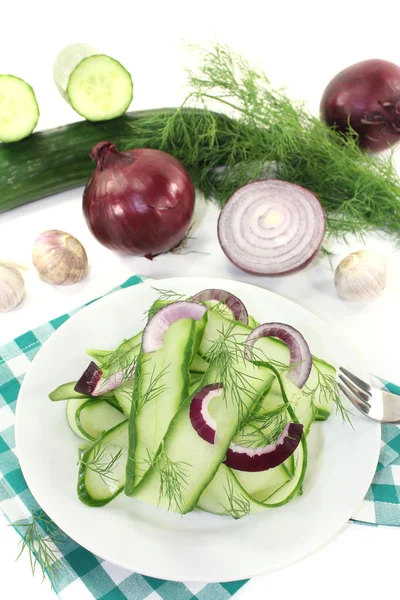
xmin=1 ymin=1 xmax=400 ymax=597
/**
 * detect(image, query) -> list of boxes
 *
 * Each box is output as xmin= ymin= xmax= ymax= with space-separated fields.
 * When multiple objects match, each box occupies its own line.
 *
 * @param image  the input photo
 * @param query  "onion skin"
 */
xmin=83 ymin=142 xmax=195 ymax=257
xmin=320 ymin=59 xmax=400 ymax=152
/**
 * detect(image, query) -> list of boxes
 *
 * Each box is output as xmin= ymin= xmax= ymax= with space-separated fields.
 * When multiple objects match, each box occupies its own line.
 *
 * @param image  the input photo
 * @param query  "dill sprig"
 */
xmin=95 ymin=345 xmax=137 ymax=398
xmin=142 ymin=446 xmax=192 ymax=512
xmin=135 ymin=361 xmax=170 ymax=413
xmin=78 ymin=442 xmax=124 ymax=485
xmin=11 ymin=511 xmax=64 ymax=587
xmin=144 ymin=287 xmax=187 ymax=321
xmin=304 ymin=360 xmax=352 ymax=426
xmin=126 ymin=43 xmax=400 ymax=242
xmin=204 ymin=321 xmax=265 ymax=426
xmin=158 ymin=453 xmax=191 ymax=512
xmin=233 ymin=403 xmax=288 ymax=449
xmin=221 ymin=478 xmax=250 ymax=519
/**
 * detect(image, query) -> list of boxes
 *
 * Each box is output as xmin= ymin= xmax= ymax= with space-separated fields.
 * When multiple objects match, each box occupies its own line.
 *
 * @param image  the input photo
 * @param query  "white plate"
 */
xmin=15 ymin=277 xmax=380 ymax=582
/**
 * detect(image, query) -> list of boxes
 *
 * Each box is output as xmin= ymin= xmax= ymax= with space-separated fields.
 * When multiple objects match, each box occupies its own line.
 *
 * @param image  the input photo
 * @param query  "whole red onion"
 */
xmin=320 ymin=59 xmax=400 ymax=152
xmin=83 ymin=142 xmax=195 ymax=257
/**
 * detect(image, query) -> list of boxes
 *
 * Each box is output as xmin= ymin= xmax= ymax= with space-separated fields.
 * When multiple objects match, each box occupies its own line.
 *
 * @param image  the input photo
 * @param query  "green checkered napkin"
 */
xmin=0 ymin=276 xmax=399 ymax=599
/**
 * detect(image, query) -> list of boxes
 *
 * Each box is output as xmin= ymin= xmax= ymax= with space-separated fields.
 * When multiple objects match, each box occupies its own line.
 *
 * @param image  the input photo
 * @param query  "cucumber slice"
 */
xmin=197 ymin=428 xmax=307 ymax=516
xmin=315 ymin=407 xmax=331 ymax=421
xmin=53 ymin=44 xmax=133 ymax=121
xmin=114 ymin=380 xmax=135 ymax=417
xmin=66 ymin=398 xmax=90 ymax=439
xmin=66 ymin=398 xmax=126 ymax=440
xmin=78 ymin=421 xmax=129 ymax=506
xmin=234 ymin=463 xmax=290 ymax=496
xmin=0 ymin=75 xmax=39 ymax=142
xmin=126 ymin=318 xmax=201 ymax=491
xmin=76 ymin=399 xmax=126 ymax=440
xmin=105 ymin=396 xmax=124 ymax=412
xmin=248 ymin=315 xmax=259 ymax=329
xmin=132 ymin=343 xmax=275 ymax=513
xmin=86 ymin=331 xmax=142 ymax=367
xmin=49 ymin=381 xmax=88 ymax=401
xmin=189 ymin=372 xmax=204 ymax=396
xmin=49 ymin=380 xmax=115 ymax=401
xmin=190 ymin=353 xmax=209 ymax=374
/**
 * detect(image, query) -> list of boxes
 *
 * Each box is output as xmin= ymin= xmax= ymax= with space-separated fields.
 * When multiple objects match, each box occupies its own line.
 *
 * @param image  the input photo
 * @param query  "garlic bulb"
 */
xmin=334 ymin=250 xmax=386 ymax=301
xmin=0 ymin=263 xmax=25 ymax=312
xmin=32 ymin=230 xmax=88 ymax=285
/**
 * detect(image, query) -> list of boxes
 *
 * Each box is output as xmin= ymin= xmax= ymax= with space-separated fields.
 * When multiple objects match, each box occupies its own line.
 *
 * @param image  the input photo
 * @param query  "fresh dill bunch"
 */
xmin=126 ymin=43 xmax=400 ymax=242
xmin=11 ymin=511 xmax=64 ymax=588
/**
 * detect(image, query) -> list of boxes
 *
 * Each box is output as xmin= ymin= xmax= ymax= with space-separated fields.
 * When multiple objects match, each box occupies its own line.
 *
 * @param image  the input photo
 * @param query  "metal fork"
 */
xmin=338 ymin=367 xmax=400 ymax=423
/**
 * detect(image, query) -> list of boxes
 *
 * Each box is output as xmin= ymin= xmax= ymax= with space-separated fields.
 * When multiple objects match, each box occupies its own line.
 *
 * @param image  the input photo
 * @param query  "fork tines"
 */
xmin=338 ymin=367 xmax=372 ymax=413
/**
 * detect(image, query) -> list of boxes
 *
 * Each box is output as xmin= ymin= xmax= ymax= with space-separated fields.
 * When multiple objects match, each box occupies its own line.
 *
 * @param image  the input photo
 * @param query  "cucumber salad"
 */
xmin=49 ymin=288 xmax=346 ymax=518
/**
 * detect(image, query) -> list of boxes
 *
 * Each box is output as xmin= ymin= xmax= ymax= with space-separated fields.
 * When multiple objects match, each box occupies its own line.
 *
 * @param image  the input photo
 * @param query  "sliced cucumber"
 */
xmin=0 ymin=75 xmax=39 ymax=142
xmin=85 ymin=348 xmax=111 ymax=363
xmin=66 ymin=398 xmax=90 ymax=439
xmin=105 ymin=396 xmax=124 ymax=412
xmin=248 ymin=314 xmax=259 ymax=329
xmin=78 ymin=421 xmax=129 ymax=507
xmin=66 ymin=398 xmax=126 ymax=440
xmin=189 ymin=372 xmax=204 ymax=396
xmin=132 ymin=346 xmax=275 ymax=513
xmin=76 ymin=399 xmax=126 ymax=440
xmin=86 ymin=331 xmax=142 ymax=367
xmin=114 ymin=380 xmax=135 ymax=417
xmin=190 ymin=353 xmax=209 ymax=374
xmin=197 ymin=430 xmax=307 ymax=516
xmin=49 ymin=380 xmax=114 ymax=401
xmin=53 ymin=43 xmax=133 ymax=121
xmin=315 ymin=407 xmax=331 ymax=421
xmin=126 ymin=317 xmax=203 ymax=492
xmin=234 ymin=463 xmax=291 ymax=496
xmin=49 ymin=381 xmax=88 ymax=401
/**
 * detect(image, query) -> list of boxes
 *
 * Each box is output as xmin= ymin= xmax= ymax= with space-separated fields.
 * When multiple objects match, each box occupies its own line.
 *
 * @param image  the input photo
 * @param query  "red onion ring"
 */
xmin=217 ymin=180 xmax=326 ymax=276
xmin=189 ymin=383 xmax=303 ymax=472
xmin=244 ymin=322 xmax=312 ymax=388
xmin=142 ymin=301 xmax=207 ymax=353
xmin=190 ymin=289 xmax=248 ymax=324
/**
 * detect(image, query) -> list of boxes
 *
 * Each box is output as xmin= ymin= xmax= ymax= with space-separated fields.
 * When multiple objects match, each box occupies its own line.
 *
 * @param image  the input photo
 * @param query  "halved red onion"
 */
xmin=189 ymin=383 xmax=222 ymax=444
xmin=224 ymin=423 xmax=303 ymax=472
xmin=142 ymin=300 xmax=207 ymax=353
xmin=190 ymin=289 xmax=248 ymax=324
xmin=189 ymin=383 xmax=303 ymax=472
xmin=74 ymin=361 xmax=130 ymax=396
xmin=217 ymin=180 xmax=326 ymax=276
xmin=244 ymin=322 xmax=312 ymax=388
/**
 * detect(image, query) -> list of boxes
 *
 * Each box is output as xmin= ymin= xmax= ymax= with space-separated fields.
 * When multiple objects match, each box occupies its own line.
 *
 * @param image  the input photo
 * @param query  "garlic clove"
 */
xmin=334 ymin=250 xmax=387 ymax=301
xmin=0 ymin=263 xmax=25 ymax=312
xmin=32 ymin=230 xmax=88 ymax=285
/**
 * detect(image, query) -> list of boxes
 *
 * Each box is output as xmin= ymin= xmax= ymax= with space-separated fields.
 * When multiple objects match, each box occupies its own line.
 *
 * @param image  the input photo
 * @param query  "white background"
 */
xmin=1 ymin=0 xmax=400 ymax=598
